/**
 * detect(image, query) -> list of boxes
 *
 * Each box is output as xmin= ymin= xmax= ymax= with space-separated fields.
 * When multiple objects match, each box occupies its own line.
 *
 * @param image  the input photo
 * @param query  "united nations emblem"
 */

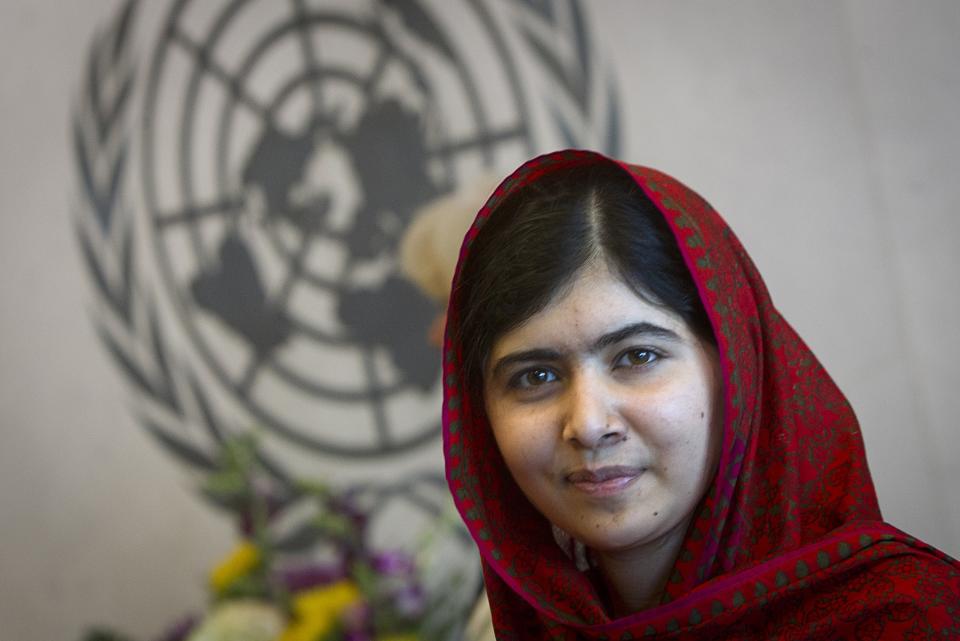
xmin=73 ymin=0 xmax=619 ymax=505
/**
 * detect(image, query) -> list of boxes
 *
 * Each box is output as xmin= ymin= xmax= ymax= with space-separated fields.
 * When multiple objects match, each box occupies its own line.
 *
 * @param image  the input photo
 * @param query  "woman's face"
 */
xmin=483 ymin=262 xmax=722 ymax=555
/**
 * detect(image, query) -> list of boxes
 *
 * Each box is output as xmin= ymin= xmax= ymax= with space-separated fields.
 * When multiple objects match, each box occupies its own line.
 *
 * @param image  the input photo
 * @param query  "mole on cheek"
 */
xmin=700 ymin=411 xmax=705 ymax=419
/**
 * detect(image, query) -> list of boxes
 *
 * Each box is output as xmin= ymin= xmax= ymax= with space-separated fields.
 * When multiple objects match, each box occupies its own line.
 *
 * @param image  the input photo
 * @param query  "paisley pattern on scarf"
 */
xmin=442 ymin=150 xmax=960 ymax=639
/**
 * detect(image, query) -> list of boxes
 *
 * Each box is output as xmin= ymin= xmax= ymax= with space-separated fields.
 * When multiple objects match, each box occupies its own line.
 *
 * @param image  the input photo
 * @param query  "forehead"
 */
xmin=488 ymin=263 xmax=690 ymax=358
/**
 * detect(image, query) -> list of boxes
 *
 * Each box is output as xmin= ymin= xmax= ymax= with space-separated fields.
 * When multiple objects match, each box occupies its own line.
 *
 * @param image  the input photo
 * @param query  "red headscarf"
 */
xmin=443 ymin=150 xmax=960 ymax=639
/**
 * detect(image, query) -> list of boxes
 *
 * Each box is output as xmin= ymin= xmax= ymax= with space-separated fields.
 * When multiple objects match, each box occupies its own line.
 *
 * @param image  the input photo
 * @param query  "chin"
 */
xmin=569 ymin=518 xmax=659 ymax=553
xmin=574 ymin=507 xmax=691 ymax=555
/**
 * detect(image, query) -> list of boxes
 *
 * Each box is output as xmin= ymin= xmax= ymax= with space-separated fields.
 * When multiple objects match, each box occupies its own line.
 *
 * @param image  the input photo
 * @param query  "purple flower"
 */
xmin=371 ymin=550 xmax=415 ymax=576
xmin=341 ymin=602 xmax=373 ymax=633
xmin=275 ymin=562 xmax=347 ymax=592
xmin=152 ymin=614 xmax=197 ymax=641
xmin=332 ymin=493 xmax=368 ymax=533
xmin=393 ymin=583 xmax=426 ymax=618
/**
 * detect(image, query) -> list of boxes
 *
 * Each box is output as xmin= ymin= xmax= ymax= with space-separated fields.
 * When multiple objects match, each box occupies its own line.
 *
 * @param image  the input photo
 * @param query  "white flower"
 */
xmin=186 ymin=600 xmax=285 ymax=641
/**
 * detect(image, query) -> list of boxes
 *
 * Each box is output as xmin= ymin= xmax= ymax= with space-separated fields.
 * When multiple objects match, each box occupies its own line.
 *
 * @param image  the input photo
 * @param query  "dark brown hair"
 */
xmin=454 ymin=162 xmax=714 ymax=395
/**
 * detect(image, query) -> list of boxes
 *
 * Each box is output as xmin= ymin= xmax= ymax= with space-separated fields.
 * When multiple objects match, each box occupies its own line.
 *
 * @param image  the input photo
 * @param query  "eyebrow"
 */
xmin=592 ymin=321 xmax=681 ymax=351
xmin=489 ymin=322 xmax=682 ymax=380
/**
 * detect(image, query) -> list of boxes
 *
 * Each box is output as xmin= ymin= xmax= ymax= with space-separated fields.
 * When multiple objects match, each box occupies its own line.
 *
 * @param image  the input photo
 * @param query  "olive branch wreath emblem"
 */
xmin=73 ymin=0 xmax=251 ymax=477
xmin=72 ymin=0 xmax=620 ymax=479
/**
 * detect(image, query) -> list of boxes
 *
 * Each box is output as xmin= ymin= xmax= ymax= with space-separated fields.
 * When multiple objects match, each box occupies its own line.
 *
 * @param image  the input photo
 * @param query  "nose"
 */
xmin=561 ymin=373 xmax=625 ymax=449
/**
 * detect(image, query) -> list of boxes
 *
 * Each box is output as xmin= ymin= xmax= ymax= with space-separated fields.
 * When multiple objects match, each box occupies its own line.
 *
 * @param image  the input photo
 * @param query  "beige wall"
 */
xmin=1 ymin=1 xmax=957 ymax=639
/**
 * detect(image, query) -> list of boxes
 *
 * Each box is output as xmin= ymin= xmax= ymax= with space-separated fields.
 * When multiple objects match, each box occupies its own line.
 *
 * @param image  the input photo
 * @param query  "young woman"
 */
xmin=442 ymin=149 xmax=960 ymax=639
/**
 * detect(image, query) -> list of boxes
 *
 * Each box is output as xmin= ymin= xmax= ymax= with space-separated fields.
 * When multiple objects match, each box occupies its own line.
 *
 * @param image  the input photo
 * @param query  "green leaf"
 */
xmin=273 ymin=523 xmax=325 ymax=553
xmin=294 ymin=479 xmax=332 ymax=501
xmin=314 ymin=512 xmax=355 ymax=540
xmin=351 ymin=560 xmax=378 ymax=597
xmin=215 ymin=573 xmax=271 ymax=602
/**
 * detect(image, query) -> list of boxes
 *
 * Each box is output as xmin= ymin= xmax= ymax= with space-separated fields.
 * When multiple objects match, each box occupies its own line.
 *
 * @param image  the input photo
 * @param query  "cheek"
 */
xmin=489 ymin=420 xmax=559 ymax=515
xmin=633 ymin=382 xmax=717 ymax=468
xmin=669 ymin=384 xmax=722 ymax=492
xmin=487 ymin=404 xmax=553 ymax=477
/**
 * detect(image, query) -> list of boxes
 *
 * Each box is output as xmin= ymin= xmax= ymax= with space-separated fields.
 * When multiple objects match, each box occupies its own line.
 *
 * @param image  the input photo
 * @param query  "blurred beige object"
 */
xmin=399 ymin=174 xmax=500 ymax=304
xmin=463 ymin=589 xmax=496 ymax=641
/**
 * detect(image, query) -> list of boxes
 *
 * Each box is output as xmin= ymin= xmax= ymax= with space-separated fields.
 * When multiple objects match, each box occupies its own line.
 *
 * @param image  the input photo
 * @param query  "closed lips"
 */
xmin=566 ymin=466 xmax=645 ymax=483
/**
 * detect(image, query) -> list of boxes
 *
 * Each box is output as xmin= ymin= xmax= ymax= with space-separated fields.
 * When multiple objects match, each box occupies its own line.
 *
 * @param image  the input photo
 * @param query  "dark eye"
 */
xmin=615 ymin=349 xmax=659 ymax=369
xmin=512 ymin=368 xmax=557 ymax=388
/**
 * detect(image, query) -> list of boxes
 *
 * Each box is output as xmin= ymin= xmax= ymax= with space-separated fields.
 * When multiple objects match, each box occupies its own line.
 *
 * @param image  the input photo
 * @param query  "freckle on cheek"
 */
xmin=653 ymin=511 xmax=659 ymax=517
xmin=700 ymin=411 xmax=705 ymax=419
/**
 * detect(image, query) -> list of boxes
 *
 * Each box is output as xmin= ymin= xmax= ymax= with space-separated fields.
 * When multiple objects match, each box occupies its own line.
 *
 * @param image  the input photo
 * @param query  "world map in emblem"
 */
xmin=140 ymin=0 xmax=547 ymax=458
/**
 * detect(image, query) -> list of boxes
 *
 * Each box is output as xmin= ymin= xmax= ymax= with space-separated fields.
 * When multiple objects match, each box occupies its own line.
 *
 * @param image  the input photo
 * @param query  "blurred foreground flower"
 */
xmin=186 ymin=600 xmax=284 ymax=641
xmin=277 ymin=580 xmax=362 ymax=641
xmin=78 ymin=433 xmax=476 ymax=641
xmin=210 ymin=541 xmax=261 ymax=594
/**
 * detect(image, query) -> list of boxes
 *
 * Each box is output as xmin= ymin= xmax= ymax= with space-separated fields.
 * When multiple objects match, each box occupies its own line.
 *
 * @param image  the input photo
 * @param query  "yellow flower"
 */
xmin=376 ymin=635 xmax=419 ymax=641
xmin=293 ymin=580 xmax=362 ymax=616
xmin=276 ymin=580 xmax=362 ymax=641
xmin=275 ymin=615 xmax=332 ymax=641
xmin=209 ymin=541 xmax=261 ymax=593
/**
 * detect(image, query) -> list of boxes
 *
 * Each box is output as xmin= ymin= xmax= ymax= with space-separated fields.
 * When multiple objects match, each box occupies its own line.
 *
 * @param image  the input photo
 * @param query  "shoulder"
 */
xmin=714 ymin=527 xmax=960 ymax=640
xmin=790 ymin=534 xmax=960 ymax=639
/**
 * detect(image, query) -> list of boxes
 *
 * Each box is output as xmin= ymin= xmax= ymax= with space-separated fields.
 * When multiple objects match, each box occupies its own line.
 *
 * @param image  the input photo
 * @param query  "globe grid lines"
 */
xmin=141 ymin=0 xmax=535 ymax=456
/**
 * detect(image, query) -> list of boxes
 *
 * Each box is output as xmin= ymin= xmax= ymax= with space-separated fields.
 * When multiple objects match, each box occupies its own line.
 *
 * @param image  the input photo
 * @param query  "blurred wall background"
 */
xmin=1 ymin=1 xmax=958 ymax=639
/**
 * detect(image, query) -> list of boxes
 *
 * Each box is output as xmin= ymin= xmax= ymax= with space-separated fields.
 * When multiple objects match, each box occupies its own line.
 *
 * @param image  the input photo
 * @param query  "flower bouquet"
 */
xmin=80 ymin=435 xmax=478 ymax=641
